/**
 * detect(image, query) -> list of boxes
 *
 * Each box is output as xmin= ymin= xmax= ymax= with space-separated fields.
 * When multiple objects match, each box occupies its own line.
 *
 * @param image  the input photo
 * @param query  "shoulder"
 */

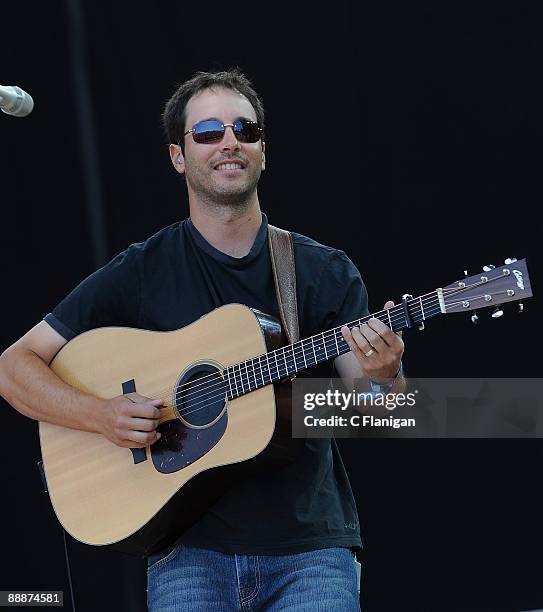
xmin=109 ymin=221 xmax=183 ymax=273
xmin=122 ymin=221 xmax=182 ymax=261
xmin=290 ymin=230 xmax=358 ymax=274
xmin=86 ymin=221 xmax=182 ymax=284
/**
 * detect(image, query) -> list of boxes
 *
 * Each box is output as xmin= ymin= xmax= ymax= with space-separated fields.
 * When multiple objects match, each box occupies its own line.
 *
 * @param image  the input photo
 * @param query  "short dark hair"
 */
xmin=162 ymin=68 xmax=265 ymax=152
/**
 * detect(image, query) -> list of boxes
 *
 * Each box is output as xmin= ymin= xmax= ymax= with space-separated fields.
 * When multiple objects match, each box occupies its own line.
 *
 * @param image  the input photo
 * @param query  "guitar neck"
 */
xmin=224 ymin=289 xmax=445 ymax=400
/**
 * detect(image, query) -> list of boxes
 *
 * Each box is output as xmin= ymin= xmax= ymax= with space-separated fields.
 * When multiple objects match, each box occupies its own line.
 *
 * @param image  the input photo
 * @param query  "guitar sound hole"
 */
xmin=174 ymin=364 xmax=226 ymax=427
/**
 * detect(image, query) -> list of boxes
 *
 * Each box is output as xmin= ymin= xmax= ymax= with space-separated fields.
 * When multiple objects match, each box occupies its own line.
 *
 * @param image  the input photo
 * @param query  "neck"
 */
xmin=224 ymin=290 xmax=446 ymax=400
xmin=188 ymin=199 xmax=263 ymax=258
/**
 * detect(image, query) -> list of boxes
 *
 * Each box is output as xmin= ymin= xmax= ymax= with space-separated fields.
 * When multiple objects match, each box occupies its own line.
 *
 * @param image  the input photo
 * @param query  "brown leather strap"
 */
xmin=268 ymin=224 xmax=299 ymax=344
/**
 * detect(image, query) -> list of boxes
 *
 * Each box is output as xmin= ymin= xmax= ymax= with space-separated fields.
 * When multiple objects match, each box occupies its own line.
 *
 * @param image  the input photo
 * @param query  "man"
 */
xmin=0 ymin=69 xmax=404 ymax=611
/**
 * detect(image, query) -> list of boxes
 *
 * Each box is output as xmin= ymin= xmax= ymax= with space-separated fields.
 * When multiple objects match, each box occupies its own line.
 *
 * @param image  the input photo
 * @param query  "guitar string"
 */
xmin=157 ymin=303 xmax=445 ymax=422
xmin=169 ymin=277 xmax=516 ymax=399
xmin=165 ymin=270 xmax=518 ymax=416
xmin=156 ymin=275 xmax=520 ymax=422
xmin=443 ymin=290 xmax=514 ymax=308
xmin=169 ymin=277 xmax=510 ymax=397
xmin=150 ymin=291 xmax=481 ymax=412
xmin=142 ymin=276 xmax=509 ymax=409
xmin=178 ymin=281 xmax=518 ymax=415
xmin=146 ymin=287 xmax=454 ymax=405
xmin=152 ymin=280 xmax=485 ymax=407
xmin=149 ymin=295 xmax=442 ymax=407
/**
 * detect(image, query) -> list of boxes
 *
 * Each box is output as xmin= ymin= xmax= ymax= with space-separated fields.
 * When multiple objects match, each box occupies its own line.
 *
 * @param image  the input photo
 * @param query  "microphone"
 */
xmin=0 ymin=85 xmax=34 ymax=117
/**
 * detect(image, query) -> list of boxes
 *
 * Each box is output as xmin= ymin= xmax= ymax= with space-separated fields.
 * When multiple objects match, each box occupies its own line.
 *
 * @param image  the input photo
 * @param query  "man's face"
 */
xmin=174 ymin=87 xmax=265 ymax=205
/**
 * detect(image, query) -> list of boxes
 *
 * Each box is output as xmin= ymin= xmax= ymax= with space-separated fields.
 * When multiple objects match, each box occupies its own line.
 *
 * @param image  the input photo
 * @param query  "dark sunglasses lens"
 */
xmin=233 ymin=119 xmax=262 ymax=143
xmin=192 ymin=120 xmax=225 ymax=143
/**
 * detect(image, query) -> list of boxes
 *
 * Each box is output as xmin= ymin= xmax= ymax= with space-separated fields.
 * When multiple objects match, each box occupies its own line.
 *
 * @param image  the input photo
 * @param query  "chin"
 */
xmin=214 ymin=178 xmax=259 ymax=197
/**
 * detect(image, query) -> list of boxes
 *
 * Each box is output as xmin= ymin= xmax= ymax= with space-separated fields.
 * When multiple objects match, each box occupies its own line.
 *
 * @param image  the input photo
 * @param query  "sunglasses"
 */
xmin=184 ymin=118 xmax=263 ymax=144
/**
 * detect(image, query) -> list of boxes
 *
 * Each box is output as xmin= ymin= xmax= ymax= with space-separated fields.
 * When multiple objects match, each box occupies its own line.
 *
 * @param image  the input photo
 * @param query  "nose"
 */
xmin=221 ymin=125 xmax=240 ymax=151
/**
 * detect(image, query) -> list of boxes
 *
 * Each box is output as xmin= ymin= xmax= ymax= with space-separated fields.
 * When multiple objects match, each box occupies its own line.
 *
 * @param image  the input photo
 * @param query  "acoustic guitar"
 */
xmin=39 ymin=259 xmax=532 ymax=555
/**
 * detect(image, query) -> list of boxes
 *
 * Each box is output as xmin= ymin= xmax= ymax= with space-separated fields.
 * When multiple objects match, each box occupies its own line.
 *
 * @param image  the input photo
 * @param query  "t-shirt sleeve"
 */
xmin=314 ymin=250 xmax=369 ymax=333
xmin=44 ymin=246 xmax=141 ymax=341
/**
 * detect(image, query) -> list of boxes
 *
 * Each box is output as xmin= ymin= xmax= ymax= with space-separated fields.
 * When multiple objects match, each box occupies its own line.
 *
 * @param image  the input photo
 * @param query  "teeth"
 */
xmin=215 ymin=162 xmax=243 ymax=170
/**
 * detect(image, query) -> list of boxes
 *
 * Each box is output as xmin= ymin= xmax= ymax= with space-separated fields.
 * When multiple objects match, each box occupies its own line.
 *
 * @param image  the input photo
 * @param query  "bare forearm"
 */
xmin=0 ymin=347 xmax=103 ymax=432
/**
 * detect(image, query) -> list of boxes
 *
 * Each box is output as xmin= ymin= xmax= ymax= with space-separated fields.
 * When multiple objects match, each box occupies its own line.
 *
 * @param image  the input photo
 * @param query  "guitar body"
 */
xmin=39 ymin=304 xmax=294 ymax=556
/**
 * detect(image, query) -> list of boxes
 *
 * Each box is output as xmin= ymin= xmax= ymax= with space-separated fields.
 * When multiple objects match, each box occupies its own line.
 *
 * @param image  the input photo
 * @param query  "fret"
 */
xmin=237 ymin=364 xmax=244 ymax=394
xmin=290 ymin=343 xmax=299 ymax=372
xmin=419 ymin=296 xmax=426 ymax=320
xmin=290 ymin=345 xmax=299 ymax=373
xmin=226 ymin=368 xmax=233 ymax=400
xmin=255 ymin=358 xmax=261 ymax=387
xmin=248 ymin=359 xmax=256 ymax=389
xmin=301 ymin=341 xmax=308 ymax=369
xmin=259 ymin=356 xmax=266 ymax=385
xmin=310 ymin=336 xmax=317 ymax=365
xmin=237 ymin=363 xmax=243 ymax=392
xmin=391 ymin=306 xmax=402 ymax=332
xmin=243 ymin=361 xmax=251 ymax=393
xmin=387 ymin=309 xmax=392 ymax=329
xmin=322 ymin=332 xmax=328 ymax=360
xmin=334 ymin=329 xmax=339 ymax=357
xmin=282 ymin=347 xmax=288 ymax=375
xmin=397 ymin=305 xmax=406 ymax=330
xmin=292 ymin=342 xmax=300 ymax=372
xmin=238 ymin=365 xmax=243 ymax=396
xmin=253 ymin=357 xmax=259 ymax=387
xmin=252 ymin=361 xmax=258 ymax=390
xmin=254 ymin=360 xmax=259 ymax=386
xmin=231 ymin=364 xmax=238 ymax=397
xmin=315 ymin=335 xmax=324 ymax=363
xmin=257 ymin=357 xmax=263 ymax=385
xmin=264 ymin=353 xmax=271 ymax=384
xmin=273 ymin=350 xmax=280 ymax=380
xmin=247 ymin=362 xmax=252 ymax=390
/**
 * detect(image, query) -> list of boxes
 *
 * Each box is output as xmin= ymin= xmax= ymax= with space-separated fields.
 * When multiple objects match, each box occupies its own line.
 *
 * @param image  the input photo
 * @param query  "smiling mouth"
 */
xmin=214 ymin=162 xmax=244 ymax=171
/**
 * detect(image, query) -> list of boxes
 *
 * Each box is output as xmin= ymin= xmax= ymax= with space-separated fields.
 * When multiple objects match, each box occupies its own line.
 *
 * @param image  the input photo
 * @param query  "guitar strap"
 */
xmin=267 ymin=224 xmax=300 ymax=345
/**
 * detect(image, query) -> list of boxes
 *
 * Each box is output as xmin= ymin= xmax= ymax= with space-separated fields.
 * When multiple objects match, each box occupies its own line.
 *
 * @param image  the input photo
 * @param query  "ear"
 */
xmin=261 ymin=141 xmax=266 ymax=171
xmin=169 ymin=143 xmax=185 ymax=175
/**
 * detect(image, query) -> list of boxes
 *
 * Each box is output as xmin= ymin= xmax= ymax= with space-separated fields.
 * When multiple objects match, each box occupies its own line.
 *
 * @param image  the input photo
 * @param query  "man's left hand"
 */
xmin=340 ymin=300 xmax=404 ymax=383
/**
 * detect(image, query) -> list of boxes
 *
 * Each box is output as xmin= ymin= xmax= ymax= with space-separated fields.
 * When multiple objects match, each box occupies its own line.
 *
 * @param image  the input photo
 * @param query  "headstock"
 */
xmin=442 ymin=258 xmax=532 ymax=315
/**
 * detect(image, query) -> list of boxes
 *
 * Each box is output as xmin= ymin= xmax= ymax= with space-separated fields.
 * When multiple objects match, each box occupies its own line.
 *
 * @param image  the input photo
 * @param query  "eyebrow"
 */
xmin=196 ymin=116 xmax=255 ymax=124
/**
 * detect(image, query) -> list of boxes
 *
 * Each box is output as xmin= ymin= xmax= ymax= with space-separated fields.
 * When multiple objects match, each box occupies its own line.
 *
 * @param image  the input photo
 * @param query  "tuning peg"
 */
xmin=504 ymin=257 xmax=517 ymax=265
xmin=491 ymin=306 xmax=504 ymax=319
xmin=464 ymin=271 xmax=481 ymax=324
xmin=518 ymin=302 xmax=524 ymax=314
xmin=483 ymin=265 xmax=495 ymax=272
xmin=418 ymin=321 xmax=425 ymax=331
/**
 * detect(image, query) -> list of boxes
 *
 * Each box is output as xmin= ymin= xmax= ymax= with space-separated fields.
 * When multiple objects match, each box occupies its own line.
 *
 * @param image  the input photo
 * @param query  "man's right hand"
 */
xmin=0 ymin=322 xmax=166 ymax=446
xmin=97 ymin=393 xmax=164 ymax=448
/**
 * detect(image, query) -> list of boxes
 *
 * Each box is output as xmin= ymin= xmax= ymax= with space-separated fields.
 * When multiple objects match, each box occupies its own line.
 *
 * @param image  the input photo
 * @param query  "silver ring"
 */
xmin=364 ymin=348 xmax=375 ymax=357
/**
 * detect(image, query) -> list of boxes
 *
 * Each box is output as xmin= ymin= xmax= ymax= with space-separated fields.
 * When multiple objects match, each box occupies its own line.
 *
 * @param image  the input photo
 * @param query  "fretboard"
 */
xmin=224 ymin=289 xmax=444 ymax=400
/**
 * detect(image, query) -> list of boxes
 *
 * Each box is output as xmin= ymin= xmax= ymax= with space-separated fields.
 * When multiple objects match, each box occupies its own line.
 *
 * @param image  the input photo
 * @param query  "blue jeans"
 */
xmin=147 ymin=544 xmax=361 ymax=611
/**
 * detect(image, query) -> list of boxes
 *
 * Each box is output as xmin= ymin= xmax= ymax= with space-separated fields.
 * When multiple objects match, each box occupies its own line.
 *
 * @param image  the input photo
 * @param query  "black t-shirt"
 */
xmin=44 ymin=213 xmax=369 ymax=555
